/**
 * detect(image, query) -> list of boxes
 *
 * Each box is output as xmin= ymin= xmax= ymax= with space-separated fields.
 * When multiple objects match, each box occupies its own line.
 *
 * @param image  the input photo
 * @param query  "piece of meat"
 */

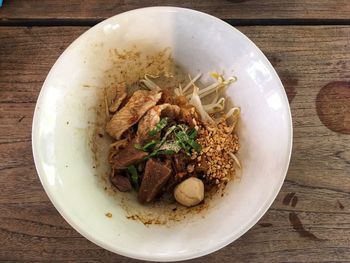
xmin=110 ymin=172 xmax=132 ymax=192
xmin=136 ymin=107 xmax=162 ymax=141
xmin=106 ymin=90 xmax=162 ymax=139
xmin=138 ymin=159 xmax=172 ymax=203
xmin=109 ymin=82 xmax=127 ymax=112
xmin=111 ymin=139 xmax=148 ymax=169
xmin=159 ymin=89 xmax=175 ymax=104
xmin=179 ymin=107 xmax=197 ymax=127
xmin=164 ymin=172 xmax=188 ymax=192
xmin=108 ymin=139 xmax=128 ymax=163
xmin=173 ymin=96 xmax=200 ymax=127
xmin=195 ymin=156 xmax=209 ymax=174
xmin=172 ymin=152 xmax=190 ymax=173
xmin=137 ymin=103 xmax=180 ymax=141
xmin=174 ymin=95 xmax=189 ymax=108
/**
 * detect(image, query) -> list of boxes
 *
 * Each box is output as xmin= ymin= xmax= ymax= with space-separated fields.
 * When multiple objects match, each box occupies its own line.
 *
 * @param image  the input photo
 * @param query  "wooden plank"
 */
xmin=0 ymin=0 xmax=350 ymax=22
xmin=0 ymin=26 xmax=349 ymax=262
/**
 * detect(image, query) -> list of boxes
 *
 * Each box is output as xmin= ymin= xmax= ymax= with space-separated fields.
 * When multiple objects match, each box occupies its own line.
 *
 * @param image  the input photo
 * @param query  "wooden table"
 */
xmin=1 ymin=1 xmax=349 ymax=262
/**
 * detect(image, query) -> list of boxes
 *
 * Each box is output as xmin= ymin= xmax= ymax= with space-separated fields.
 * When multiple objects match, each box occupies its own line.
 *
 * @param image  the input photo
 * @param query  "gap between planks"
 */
xmin=1 ymin=18 xmax=350 ymax=27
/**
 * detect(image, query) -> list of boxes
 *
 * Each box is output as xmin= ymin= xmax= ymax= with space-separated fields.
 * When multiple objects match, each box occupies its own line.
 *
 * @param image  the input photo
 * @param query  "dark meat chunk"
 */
xmin=172 ymin=153 xmax=190 ymax=173
xmin=164 ymin=172 xmax=187 ymax=192
xmin=110 ymin=172 xmax=132 ymax=192
xmin=138 ymin=159 xmax=172 ymax=203
xmin=195 ymin=156 xmax=209 ymax=174
xmin=111 ymin=140 xmax=147 ymax=169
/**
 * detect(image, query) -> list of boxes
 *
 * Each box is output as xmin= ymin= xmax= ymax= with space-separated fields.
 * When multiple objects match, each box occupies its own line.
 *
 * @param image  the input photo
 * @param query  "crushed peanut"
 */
xmin=196 ymin=120 xmax=240 ymax=184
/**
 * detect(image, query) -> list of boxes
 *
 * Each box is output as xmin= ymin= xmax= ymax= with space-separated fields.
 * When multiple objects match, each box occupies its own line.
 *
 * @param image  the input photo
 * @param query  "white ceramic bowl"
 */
xmin=32 ymin=7 xmax=292 ymax=262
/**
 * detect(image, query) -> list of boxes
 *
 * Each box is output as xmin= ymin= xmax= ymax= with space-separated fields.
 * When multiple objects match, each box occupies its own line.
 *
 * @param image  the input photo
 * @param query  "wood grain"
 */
xmin=0 ymin=0 xmax=350 ymax=22
xmin=0 ymin=26 xmax=350 ymax=262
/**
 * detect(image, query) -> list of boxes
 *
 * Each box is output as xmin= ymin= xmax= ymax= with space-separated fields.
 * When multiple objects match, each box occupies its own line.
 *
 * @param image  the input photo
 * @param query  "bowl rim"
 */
xmin=32 ymin=6 xmax=293 ymax=262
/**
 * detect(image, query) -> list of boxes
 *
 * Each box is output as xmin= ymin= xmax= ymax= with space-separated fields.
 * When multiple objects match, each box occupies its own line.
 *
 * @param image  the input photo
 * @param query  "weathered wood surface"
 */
xmin=0 ymin=26 xmax=349 ymax=262
xmin=0 ymin=0 xmax=350 ymax=22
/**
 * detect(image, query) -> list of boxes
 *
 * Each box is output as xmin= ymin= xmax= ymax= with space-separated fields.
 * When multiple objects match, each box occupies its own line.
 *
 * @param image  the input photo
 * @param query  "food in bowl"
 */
xmin=105 ymin=72 xmax=241 ymax=207
xmin=32 ymin=7 xmax=292 ymax=260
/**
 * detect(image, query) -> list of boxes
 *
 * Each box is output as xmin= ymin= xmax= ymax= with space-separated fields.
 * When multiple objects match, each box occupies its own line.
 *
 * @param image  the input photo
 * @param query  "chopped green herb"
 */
xmin=174 ymin=130 xmax=190 ymax=154
xmin=148 ymin=117 xmax=169 ymax=136
xmin=146 ymin=151 xmax=157 ymax=159
xmin=134 ymin=144 xmax=145 ymax=151
xmin=158 ymin=150 xmax=176 ymax=155
xmin=127 ymin=165 xmax=139 ymax=191
xmin=174 ymin=128 xmax=201 ymax=154
xmin=148 ymin=130 xmax=157 ymax=137
xmin=157 ymin=125 xmax=177 ymax=148
xmin=188 ymin=128 xmax=197 ymax=139
xmin=142 ymin=140 xmax=158 ymax=151
xmin=134 ymin=140 xmax=159 ymax=152
xmin=188 ymin=140 xmax=202 ymax=152
xmin=142 ymin=123 xmax=202 ymax=158
xmin=147 ymin=149 xmax=175 ymax=158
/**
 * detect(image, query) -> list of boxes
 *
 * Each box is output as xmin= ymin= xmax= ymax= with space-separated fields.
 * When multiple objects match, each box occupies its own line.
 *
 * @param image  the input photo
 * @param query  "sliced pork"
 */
xmin=106 ymin=90 xmax=162 ymax=139
xmin=109 ymin=82 xmax=127 ymax=113
xmin=137 ymin=103 xmax=180 ymax=141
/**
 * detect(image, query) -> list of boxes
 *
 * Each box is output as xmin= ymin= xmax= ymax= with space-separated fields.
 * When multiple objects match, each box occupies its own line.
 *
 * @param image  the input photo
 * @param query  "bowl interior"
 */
xmin=32 ymin=7 xmax=292 ymax=262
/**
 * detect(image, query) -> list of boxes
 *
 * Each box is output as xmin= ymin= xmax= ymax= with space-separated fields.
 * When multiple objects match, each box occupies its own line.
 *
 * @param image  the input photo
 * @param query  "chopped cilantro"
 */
xmin=127 ymin=165 xmax=139 ymax=191
xmin=148 ymin=117 xmax=169 ymax=136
